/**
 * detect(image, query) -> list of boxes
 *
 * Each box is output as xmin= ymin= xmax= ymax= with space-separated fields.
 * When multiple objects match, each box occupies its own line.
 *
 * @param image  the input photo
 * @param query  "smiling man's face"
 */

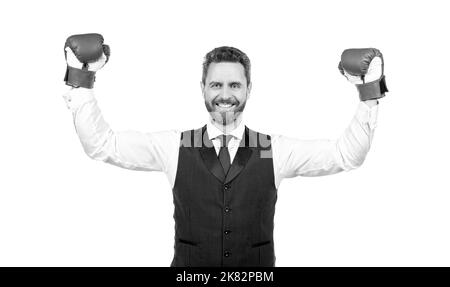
xmin=202 ymin=62 xmax=252 ymax=127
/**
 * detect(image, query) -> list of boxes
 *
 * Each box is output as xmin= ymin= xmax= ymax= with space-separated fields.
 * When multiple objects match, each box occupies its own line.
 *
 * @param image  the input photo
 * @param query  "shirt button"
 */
xmin=224 ymin=206 xmax=231 ymax=213
xmin=224 ymin=230 xmax=231 ymax=235
xmin=224 ymin=251 xmax=231 ymax=257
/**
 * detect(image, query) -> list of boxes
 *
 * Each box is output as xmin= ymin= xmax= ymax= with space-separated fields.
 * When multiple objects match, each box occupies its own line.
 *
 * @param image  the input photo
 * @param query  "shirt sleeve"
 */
xmin=62 ymin=88 xmax=181 ymax=179
xmin=271 ymin=101 xmax=379 ymax=188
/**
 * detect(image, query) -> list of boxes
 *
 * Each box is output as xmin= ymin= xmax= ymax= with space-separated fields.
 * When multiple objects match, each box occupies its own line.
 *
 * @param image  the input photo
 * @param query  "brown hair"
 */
xmin=202 ymin=46 xmax=251 ymax=86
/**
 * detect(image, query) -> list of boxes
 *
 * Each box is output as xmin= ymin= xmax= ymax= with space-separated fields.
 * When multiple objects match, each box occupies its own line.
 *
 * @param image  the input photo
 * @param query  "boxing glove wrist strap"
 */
xmin=356 ymin=75 xmax=388 ymax=101
xmin=64 ymin=66 xmax=96 ymax=89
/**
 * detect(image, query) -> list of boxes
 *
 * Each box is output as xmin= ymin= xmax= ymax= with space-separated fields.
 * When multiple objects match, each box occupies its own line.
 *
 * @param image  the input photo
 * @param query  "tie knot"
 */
xmin=218 ymin=134 xmax=233 ymax=147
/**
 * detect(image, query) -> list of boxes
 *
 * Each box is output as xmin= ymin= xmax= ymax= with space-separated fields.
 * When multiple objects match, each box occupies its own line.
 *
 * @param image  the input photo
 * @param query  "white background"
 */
xmin=1 ymin=0 xmax=449 ymax=267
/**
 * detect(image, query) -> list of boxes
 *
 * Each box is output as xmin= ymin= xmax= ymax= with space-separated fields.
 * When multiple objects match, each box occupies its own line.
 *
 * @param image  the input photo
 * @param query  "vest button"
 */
xmin=224 ymin=206 xmax=231 ymax=213
xmin=224 ymin=251 xmax=231 ymax=257
xmin=224 ymin=230 xmax=231 ymax=235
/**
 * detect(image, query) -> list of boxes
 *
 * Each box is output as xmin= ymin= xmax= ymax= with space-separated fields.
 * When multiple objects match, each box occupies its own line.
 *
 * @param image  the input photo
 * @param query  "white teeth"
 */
xmin=217 ymin=103 xmax=233 ymax=108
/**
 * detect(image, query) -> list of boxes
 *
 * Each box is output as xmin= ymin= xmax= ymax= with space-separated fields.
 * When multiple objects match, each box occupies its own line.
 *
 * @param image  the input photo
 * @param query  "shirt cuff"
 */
xmin=356 ymin=101 xmax=379 ymax=130
xmin=62 ymin=87 xmax=95 ymax=111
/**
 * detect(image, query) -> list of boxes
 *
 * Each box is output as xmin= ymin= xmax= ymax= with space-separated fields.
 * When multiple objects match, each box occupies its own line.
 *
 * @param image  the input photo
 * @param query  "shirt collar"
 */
xmin=206 ymin=116 xmax=246 ymax=141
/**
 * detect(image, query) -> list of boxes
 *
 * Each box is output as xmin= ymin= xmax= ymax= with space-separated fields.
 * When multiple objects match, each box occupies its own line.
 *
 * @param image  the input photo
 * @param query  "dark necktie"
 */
xmin=218 ymin=134 xmax=233 ymax=175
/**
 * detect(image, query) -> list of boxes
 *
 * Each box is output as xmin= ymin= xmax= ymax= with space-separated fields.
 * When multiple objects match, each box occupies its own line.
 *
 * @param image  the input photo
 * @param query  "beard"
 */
xmin=204 ymin=97 xmax=247 ymax=126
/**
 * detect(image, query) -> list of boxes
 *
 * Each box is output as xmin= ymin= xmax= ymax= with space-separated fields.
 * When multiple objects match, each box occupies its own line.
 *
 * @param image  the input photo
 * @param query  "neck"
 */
xmin=210 ymin=113 xmax=243 ymax=134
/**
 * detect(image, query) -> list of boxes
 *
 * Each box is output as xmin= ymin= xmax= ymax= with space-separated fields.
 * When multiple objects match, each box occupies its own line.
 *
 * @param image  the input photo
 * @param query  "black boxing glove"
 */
xmin=64 ymin=33 xmax=110 ymax=89
xmin=338 ymin=48 xmax=388 ymax=101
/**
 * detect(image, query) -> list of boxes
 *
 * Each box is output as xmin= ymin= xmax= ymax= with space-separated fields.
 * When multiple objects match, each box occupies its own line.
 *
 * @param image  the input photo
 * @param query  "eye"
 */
xmin=211 ymin=83 xmax=221 ymax=88
xmin=231 ymin=83 xmax=241 ymax=89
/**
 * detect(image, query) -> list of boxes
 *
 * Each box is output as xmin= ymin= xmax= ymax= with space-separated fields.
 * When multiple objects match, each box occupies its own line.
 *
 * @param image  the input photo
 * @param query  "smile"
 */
xmin=215 ymin=103 xmax=235 ymax=109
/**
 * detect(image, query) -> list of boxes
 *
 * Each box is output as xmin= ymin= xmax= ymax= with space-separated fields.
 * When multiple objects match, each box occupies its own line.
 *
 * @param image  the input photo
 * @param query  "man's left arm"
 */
xmin=272 ymin=48 xmax=387 ymax=188
xmin=272 ymin=101 xmax=378 ymax=187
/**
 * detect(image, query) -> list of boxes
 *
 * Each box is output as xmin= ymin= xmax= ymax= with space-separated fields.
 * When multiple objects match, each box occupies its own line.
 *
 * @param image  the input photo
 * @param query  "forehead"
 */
xmin=206 ymin=62 xmax=246 ymax=82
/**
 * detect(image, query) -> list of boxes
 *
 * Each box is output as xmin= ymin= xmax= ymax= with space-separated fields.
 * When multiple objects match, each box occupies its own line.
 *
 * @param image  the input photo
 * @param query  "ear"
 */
xmin=247 ymin=82 xmax=252 ymax=99
xmin=200 ymin=81 xmax=205 ymax=96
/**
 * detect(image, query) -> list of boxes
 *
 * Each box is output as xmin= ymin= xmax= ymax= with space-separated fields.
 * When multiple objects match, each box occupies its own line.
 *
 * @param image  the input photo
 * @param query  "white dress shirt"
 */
xmin=62 ymin=88 xmax=378 ymax=189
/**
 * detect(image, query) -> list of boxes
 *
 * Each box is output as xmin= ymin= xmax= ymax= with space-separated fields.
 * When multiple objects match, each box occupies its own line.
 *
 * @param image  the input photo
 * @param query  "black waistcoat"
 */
xmin=170 ymin=125 xmax=277 ymax=267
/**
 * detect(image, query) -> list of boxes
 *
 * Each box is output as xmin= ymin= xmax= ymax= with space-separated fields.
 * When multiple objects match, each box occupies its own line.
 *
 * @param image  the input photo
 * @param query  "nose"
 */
xmin=219 ymin=86 xmax=232 ymax=100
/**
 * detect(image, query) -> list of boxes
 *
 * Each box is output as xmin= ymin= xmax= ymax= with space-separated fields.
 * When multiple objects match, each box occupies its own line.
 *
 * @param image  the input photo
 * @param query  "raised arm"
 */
xmin=272 ymin=101 xmax=378 ymax=186
xmin=272 ymin=48 xmax=388 ymax=188
xmin=62 ymin=33 xmax=180 ymax=178
xmin=63 ymin=88 xmax=179 ymax=173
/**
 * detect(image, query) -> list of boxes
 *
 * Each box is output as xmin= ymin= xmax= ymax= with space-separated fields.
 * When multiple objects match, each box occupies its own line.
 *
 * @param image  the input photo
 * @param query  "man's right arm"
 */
xmin=62 ymin=87 xmax=180 ymax=174
xmin=62 ymin=33 xmax=180 ymax=180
